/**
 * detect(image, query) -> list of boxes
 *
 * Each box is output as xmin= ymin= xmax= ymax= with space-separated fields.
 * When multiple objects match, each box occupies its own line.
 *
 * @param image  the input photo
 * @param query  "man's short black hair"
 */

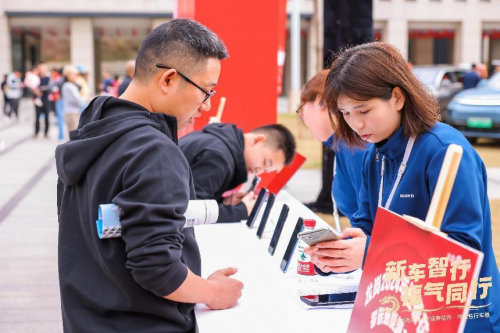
xmin=250 ymin=124 xmax=296 ymax=165
xmin=135 ymin=19 xmax=228 ymax=83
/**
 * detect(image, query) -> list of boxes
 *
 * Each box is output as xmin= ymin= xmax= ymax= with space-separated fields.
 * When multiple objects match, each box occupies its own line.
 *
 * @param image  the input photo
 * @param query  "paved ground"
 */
xmin=0 ymin=99 xmax=62 ymax=332
xmin=0 ymin=99 xmax=499 ymax=332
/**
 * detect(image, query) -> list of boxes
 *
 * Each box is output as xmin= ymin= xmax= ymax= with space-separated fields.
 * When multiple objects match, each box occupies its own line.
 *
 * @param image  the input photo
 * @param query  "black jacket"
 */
xmin=56 ymin=96 xmax=199 ymax=333
xmin=179 ymin=123 xmax=248 ymax=222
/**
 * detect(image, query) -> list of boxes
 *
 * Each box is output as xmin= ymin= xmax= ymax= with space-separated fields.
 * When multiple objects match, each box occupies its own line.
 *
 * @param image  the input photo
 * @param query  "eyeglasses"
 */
xmin=156 ymin=63 xmax=216 ymax=103
xmin=295 ymin=103 xmax=305 ymax=120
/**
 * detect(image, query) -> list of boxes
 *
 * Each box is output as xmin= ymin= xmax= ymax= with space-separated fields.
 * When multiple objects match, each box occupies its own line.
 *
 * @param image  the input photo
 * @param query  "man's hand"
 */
xmin=304 ymin=228 xmax=366 ymax=273
xmin=205 ymin=267 xmax=244 ymax=310
xmin=222 ymin=192 xmax=248 ymax=206
xmin=241 ymin=192 xmax=257 ymax=215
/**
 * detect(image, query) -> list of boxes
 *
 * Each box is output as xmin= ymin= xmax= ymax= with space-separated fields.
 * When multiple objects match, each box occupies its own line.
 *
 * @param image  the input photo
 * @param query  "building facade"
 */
xmin=1 ymin=0 xmax=499 ymax=94
xmin=374 ymin=0 xmax=500 ymax=70
xmin=0 ymin=0 xmax=173 ymax=93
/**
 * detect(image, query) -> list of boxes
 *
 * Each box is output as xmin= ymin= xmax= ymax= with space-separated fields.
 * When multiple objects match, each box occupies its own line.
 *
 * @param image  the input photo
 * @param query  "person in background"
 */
xmin=118 ymin=60 xmax=135 ymax=96
xmin=297 ymin=69 xmax=367 ymax=227
xmin=61 ymin=65 xmax=86 ymax=135
xmin=463 ymin=63 xmax=482 ymax=89
xmin=24 ymin=66 xmax=41 ymax=108
xmin=51 ymin=68 xmax=66 ymax=140
xmin=477 ymin=63 xmax=488 ymax=79
xmin=305 ymin=42 xmax=499 ymax=332
xmin=112 ymin=74 xmax=119 ymax=97
xmin=100 ymin=69 xmax=114 ymax=95
xmin=34 ymin=62 xmax=51 ymax=138
xmin=5 ymin=70 xmax=23 ymax=120
xmin=75 ymin=66 xmax=90 ymax=104
xmin=180 ymin=123 xmax=296 ymax=222
xmin=1 ymin=74 xmax=9 ymax=117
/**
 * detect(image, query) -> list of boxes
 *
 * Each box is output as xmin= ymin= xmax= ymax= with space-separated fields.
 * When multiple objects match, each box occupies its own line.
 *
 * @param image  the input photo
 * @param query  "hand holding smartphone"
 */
xmin=297 ymin=227 xmax=341 ymax=247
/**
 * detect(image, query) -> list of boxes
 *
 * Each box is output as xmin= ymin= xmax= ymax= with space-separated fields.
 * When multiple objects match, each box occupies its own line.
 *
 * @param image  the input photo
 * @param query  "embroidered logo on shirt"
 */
xmin=399 ymin=194 xmax=415 ymax=198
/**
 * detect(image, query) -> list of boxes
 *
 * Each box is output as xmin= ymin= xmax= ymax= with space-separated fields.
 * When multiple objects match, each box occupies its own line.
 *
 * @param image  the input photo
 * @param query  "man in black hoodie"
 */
xmin=55 ymin=19 xmax=243 ymax=333
xmin=180 ymin=123 xmax=296 ymax=222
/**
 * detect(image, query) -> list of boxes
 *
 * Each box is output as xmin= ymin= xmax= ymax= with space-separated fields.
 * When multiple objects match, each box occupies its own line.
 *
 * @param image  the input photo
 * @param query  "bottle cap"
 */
xmin=304 ymin=219 xmax=316 ymax=228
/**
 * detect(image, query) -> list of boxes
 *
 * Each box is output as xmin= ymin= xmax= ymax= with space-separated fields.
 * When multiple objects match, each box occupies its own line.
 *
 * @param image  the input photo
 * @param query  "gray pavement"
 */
xmin=0 ymin=99 xmax=62 ymax=333
xmin=0 ymin=99 xmax=499 ymax=332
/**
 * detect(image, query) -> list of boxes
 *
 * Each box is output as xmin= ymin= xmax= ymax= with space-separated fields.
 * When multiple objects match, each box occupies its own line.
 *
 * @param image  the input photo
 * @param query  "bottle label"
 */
xmin=297 ymin=259 xmax=316 ymax=275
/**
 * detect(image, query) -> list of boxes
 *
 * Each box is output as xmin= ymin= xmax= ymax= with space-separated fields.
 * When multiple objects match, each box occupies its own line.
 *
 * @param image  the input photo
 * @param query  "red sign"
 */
xmin=348 ymin=208 xmax=484 ymax=333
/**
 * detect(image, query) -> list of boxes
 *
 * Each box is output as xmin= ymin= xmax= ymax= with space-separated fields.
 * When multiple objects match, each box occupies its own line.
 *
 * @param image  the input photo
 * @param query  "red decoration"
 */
xmin=483 ymin=30 xmax=500 ymax=39
xmin=409 ymin=29 xmax=455 ymax=39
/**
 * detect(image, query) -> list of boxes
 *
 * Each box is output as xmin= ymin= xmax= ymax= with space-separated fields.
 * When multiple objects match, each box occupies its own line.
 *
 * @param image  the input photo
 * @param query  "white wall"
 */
xmin=374 ymin=0 xmax=500 ymax=64
xmin=1 ymin=0 xmax=174 ymax=13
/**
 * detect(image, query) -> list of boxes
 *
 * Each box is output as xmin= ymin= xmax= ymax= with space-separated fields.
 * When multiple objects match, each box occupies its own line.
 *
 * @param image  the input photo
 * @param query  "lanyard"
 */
xmin=378 ymin=136 xmax=416 ymax=209
xmin=331 ymin=156 xmax=341 ymax=233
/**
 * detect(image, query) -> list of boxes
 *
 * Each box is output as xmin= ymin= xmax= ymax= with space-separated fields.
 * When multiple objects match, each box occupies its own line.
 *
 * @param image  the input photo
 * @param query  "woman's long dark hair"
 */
xmin=321 ymin=42 xmax=440 ymax=149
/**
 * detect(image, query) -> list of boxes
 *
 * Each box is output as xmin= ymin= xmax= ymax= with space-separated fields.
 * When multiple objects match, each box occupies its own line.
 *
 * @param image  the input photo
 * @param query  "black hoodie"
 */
xmin=179 ymin=123 xmax=248 ymax=222
xmin=56 ymin=96 xmax=199 ymax=333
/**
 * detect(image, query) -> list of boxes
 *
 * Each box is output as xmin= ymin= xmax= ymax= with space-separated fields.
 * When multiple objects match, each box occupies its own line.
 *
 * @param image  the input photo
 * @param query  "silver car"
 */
xmin=412 ymin=65 xmax=467 ymax=121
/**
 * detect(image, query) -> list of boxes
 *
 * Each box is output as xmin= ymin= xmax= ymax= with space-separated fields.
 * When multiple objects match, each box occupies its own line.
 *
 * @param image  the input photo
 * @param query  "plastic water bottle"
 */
xmin=297 ymin=219 xmax=317 ymax=283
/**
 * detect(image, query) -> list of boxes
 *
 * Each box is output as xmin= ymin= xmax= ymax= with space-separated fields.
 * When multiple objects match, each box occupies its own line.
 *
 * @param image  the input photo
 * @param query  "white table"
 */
xmin=194 ymin=191 xmax=354 ymax=333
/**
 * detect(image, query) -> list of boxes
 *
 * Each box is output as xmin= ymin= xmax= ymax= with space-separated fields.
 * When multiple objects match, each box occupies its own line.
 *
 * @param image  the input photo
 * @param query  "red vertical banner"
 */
xmin=175 ymin=0 xmax=196 ymax=19
xmin=348 ymin=208 xmax=484 ymax=333
xmin=175 ymin=0 xmax=284 ymax=134
xmin=277 ymin=0 xmax=287 ymax=95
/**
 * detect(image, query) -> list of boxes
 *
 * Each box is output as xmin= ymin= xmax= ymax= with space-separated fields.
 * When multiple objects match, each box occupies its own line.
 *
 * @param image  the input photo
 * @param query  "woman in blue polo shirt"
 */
xmin=297 ymin=70 xmax=367 ymax=227
xmin=305 ymin=42 xmax=498 ymax=332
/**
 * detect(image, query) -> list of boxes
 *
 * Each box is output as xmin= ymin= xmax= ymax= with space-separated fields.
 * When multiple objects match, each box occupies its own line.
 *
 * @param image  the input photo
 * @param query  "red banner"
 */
xmin=348 ymin=208 xmax=484 ymax=333
xmin=175 ymin=0 xmax=284 ymax=135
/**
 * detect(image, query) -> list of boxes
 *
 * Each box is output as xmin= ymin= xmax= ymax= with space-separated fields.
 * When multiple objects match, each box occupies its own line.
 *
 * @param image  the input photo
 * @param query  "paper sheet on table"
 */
xmin=286 ymin=269 xmax=361 ymax=297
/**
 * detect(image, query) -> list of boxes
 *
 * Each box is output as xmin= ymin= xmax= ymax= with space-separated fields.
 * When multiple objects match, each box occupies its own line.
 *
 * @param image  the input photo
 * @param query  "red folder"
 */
xmin=347 ymin=208 xmax=484 ymax=333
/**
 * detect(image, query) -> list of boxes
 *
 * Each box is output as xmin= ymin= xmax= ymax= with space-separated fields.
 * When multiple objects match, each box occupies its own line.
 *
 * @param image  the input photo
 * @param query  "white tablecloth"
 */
xmin=194 ymin=190 xmax=354 ymax=333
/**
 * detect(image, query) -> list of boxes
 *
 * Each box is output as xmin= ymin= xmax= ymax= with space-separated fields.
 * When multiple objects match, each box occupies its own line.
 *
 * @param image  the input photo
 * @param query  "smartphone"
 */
xmin=256 ymin=193 xmax=275 ymax=239
xmin=246 ymin=188 xmax=268 ymax=228
xmin=248 ymin=175 xmax=261 ymax=193
xmin=268 ymin=204 xmax=289 ymax=256
xmin=297 ymin=227 xmax=340 ymax=247
xmin=280 ymin=217 xmax=304 ymax=273
xmin=300 ymin=292 xmax=356 ymax=307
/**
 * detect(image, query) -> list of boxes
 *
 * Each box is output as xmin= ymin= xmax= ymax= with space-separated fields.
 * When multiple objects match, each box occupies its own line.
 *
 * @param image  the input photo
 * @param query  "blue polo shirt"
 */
xmin=324 ymin=134 xmax=368 ymax=221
